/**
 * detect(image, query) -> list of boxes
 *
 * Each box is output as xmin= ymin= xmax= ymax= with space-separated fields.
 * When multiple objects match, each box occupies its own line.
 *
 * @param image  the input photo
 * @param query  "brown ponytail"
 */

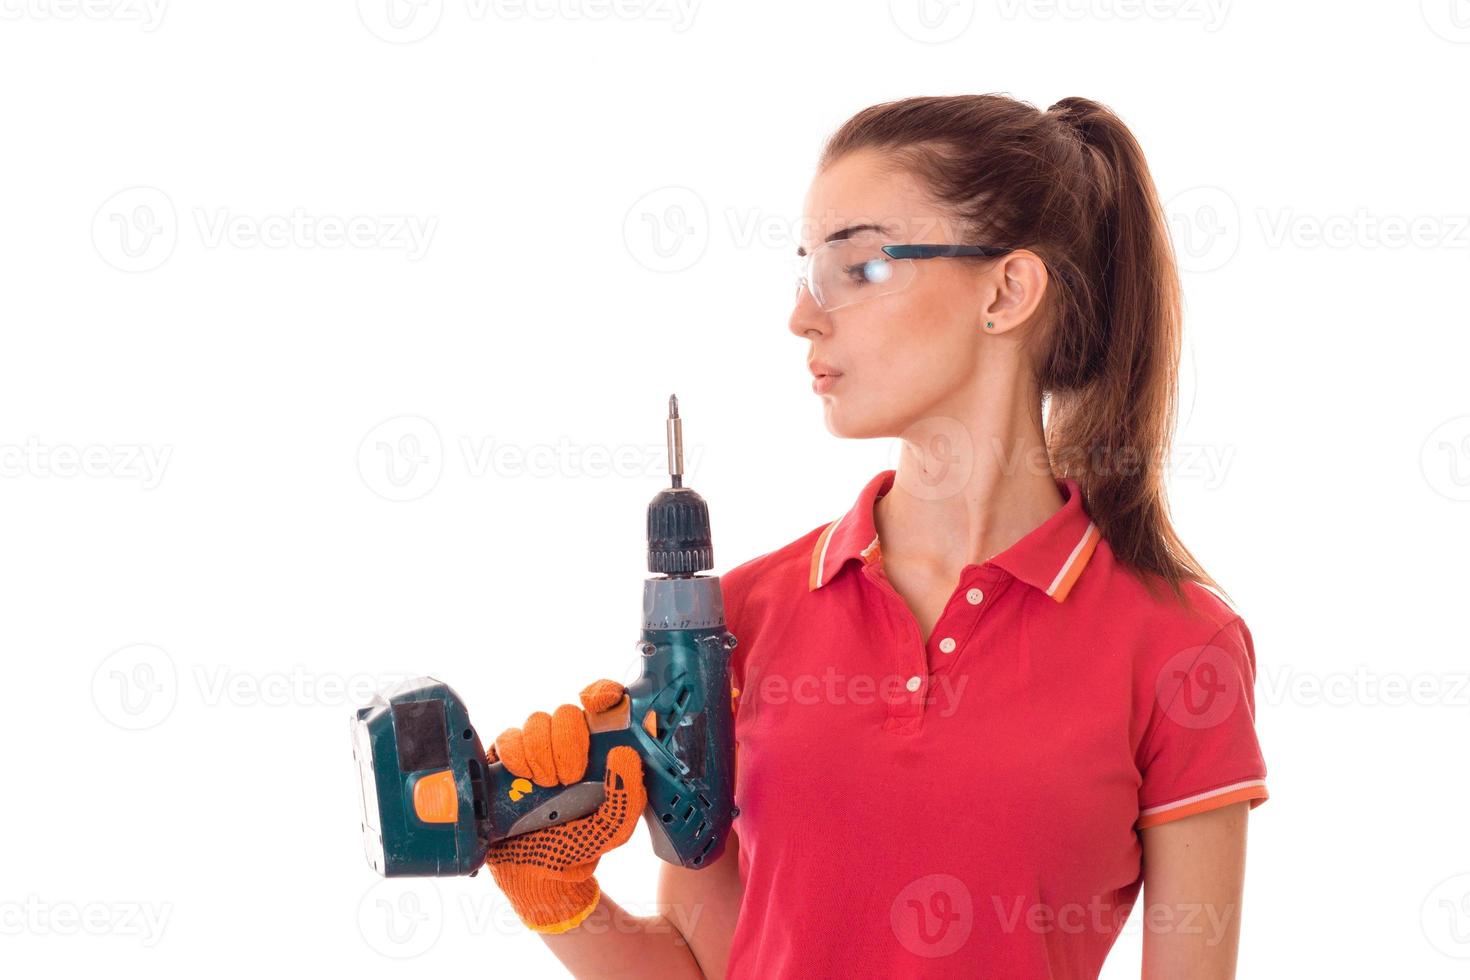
xmin=820 ymin=94 xmax=1221 ymax=605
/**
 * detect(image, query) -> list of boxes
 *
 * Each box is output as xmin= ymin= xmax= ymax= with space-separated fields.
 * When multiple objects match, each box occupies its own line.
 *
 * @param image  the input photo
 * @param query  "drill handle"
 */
xmin=480 ymin=695 xmax=643 ymax=841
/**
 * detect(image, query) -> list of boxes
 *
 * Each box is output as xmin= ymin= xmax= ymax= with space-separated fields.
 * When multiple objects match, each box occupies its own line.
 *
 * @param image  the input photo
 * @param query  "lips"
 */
xmin=809 ymin=360 xmax=844 ymax=396
xmin=808 ymin=360 xmax=843 ymax=380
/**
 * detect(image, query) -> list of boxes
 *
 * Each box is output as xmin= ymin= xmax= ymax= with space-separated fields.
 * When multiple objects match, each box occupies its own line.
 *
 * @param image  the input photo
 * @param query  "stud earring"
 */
xmin=984 ymin=321 xmax=995 ymax=330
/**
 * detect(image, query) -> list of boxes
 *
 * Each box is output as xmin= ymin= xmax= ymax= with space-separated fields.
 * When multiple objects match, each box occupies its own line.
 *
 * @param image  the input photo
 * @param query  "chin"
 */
xmin=820 ymin=396 xmax=903 ymax=441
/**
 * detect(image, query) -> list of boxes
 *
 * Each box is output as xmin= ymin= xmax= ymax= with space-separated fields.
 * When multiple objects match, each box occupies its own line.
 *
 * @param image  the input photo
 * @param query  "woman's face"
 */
xmin=789 ymin=148 xmax=997 ymax=440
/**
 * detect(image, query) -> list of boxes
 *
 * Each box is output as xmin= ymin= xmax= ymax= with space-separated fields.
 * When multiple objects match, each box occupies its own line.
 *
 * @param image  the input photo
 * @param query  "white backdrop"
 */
xmin=3 ymin=2 xmax=1468 ymax=976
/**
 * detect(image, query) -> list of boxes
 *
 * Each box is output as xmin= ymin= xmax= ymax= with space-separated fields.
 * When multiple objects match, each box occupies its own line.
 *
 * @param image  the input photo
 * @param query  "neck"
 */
xmin=874 ymin=378 xmax=1064 ymax=575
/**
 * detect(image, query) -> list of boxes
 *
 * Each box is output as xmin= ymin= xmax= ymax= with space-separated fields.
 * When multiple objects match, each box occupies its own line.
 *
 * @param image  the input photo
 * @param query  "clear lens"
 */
xmin=795 ymin=238 xmax=916 ymax=311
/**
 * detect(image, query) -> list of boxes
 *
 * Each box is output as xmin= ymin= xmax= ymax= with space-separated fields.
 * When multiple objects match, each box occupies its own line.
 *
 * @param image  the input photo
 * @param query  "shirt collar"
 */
xmin=807 ymin=469 xmax=1101 ymax=602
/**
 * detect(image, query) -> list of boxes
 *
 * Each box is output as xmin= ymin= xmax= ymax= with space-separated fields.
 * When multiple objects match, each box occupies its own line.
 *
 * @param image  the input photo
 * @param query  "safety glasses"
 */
xmin=793 ymin=239 xmax=1014 ymax=312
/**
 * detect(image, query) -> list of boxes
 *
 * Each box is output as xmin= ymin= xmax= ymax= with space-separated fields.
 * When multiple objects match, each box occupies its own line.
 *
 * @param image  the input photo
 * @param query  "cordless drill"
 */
xmin=350 ymin=396 xmax=739 ymax=877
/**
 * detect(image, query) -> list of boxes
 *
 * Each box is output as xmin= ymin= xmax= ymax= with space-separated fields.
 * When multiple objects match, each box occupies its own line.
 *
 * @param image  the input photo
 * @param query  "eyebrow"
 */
xmin=796 ymin=223 xmax=890 ymax=257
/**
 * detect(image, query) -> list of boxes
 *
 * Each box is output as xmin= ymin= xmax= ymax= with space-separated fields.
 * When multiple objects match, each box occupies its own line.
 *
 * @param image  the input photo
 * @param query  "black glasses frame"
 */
xmin=879 ymin=243 xmax=1015 ymax=260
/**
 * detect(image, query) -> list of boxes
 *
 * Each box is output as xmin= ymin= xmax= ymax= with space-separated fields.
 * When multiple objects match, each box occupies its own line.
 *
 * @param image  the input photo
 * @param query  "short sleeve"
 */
xmin=1135 ymin=615 xmax=1269 ymax=829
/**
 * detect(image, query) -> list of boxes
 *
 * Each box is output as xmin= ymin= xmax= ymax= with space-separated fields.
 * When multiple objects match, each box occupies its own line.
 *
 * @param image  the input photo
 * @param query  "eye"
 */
xmin=844 ymin=259 xmax=894 ymax=285
xmin=862 ymin=259 xmax=894 ymax=283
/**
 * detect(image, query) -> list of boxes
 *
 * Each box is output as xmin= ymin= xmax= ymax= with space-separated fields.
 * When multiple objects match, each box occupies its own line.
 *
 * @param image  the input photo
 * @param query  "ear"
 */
xmin=980 ymin=249 xmax=1049 ymax=333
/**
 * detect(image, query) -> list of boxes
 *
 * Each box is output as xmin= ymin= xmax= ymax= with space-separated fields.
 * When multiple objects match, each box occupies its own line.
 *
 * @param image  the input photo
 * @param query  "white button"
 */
xmin=938 ymin=637 xmax=956 ymax=653
xmin=905 ymin=675 xmax=922 ymax=692
xmin=966 ymin=588 xmax=984 ymax=605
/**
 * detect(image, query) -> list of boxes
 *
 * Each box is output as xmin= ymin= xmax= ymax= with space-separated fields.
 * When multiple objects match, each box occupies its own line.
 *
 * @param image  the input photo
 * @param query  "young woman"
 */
xmin=482 ymin=94 xmax=1269 ymax=980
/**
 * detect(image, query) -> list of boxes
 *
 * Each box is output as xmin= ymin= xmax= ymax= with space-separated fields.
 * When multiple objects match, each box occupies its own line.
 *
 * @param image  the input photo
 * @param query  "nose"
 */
xmin=788 ymin=281 xmax=831 ymax=339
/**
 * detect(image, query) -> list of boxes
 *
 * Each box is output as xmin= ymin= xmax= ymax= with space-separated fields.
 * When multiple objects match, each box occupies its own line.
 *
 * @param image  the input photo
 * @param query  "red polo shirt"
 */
xmin=720 ymin=469 xmax=1267 ymax=979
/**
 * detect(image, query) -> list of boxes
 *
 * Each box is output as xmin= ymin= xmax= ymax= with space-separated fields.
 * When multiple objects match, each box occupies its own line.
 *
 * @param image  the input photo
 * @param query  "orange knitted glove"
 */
xmin=484 ymin=679 xmax=648 ymax=935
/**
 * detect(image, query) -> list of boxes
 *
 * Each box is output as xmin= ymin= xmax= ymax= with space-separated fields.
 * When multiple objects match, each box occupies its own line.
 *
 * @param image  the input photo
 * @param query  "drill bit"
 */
xmin=667 ymin=393 xmax=684 ymax=489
